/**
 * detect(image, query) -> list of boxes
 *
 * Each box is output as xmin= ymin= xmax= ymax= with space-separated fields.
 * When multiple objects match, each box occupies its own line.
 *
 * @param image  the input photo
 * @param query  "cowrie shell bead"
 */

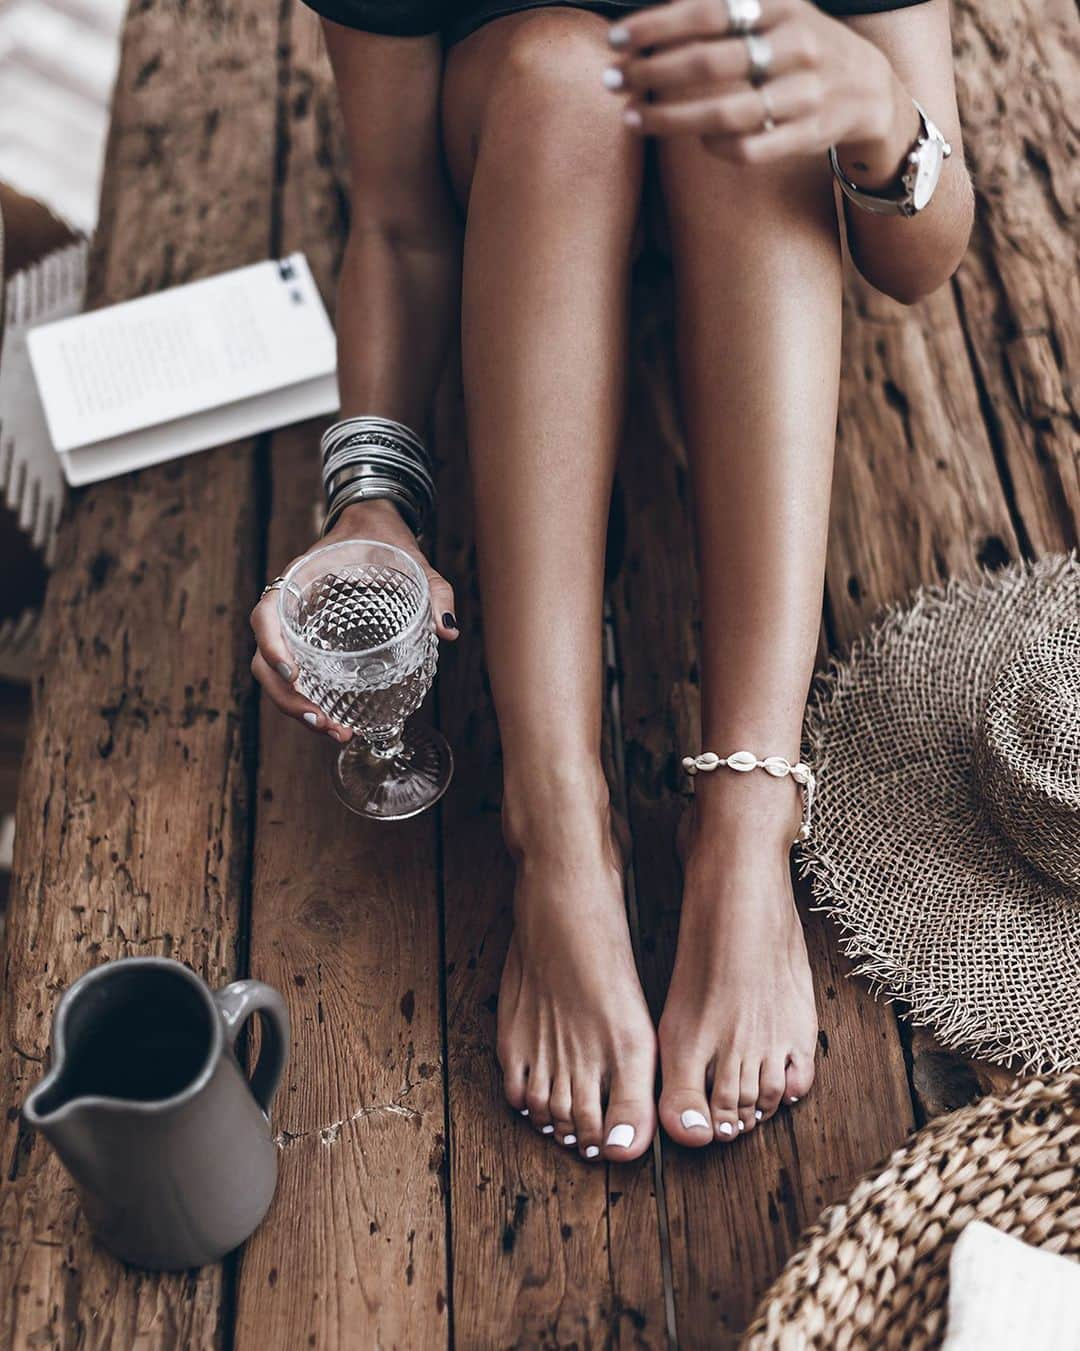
xmin=762 ymin=756 xmax=791 ymax=777
xmin=682 ymin=756 xmax=698 ymax=772
xmin=697 ymin=752 xmax=721 ymax=769
xmin=727 ymin=751 xmax=759 ymax=772
xmin=790 ymin=764 xmax=810 ymax=785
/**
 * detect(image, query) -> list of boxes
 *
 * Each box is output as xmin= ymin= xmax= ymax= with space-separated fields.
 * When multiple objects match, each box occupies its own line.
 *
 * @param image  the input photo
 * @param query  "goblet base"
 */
xmin=333 ymin=721 xmax=453 ymax=820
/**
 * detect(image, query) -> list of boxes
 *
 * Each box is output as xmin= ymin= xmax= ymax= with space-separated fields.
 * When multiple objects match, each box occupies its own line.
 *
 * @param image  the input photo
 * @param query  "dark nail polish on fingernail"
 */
xmin=442 ymin=612 xmax=459 ymax=631
xmin=276 ymin=661 xmax=293 ymax=680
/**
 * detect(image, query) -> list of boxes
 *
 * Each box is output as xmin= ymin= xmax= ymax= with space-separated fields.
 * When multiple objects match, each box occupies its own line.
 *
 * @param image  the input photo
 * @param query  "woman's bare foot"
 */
xmin=498 ymin=767 xmax=657 ymax=1163
xmin=658 ymin=771 xmax=818 ymax=1146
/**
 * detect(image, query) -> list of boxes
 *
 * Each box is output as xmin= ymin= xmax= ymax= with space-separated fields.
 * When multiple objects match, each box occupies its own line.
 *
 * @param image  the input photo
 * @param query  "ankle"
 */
xmin=687 ymin=771 xmax=802 ymax=852
xmin=501 ymin=759 xmax=612 ymax=859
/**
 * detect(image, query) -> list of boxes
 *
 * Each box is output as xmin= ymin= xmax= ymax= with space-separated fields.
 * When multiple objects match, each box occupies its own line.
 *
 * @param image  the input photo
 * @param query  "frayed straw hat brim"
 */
xmin=802 ymin=553 xmax=1080 ymax=1074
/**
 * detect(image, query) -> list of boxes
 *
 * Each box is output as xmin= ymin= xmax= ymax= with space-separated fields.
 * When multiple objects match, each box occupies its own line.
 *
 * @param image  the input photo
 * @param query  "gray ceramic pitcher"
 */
xmin=23 ymin=956 xmax=290 ymax=1270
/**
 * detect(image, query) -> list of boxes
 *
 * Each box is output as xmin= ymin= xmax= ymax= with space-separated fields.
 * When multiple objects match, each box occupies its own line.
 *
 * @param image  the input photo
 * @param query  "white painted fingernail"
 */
xmin=542 ymin=1124 xmax=555 ymax=1134
xmin=755 ymin=1109 xmax=764 ymax=1121
xmin=602 ymin=66 xmax=624 ymax=90
xmin=561 ymin=1134 xmax=577 ymax=1146
xmin=585 ymin=1145 xmax=600 ymax=1159
xmin=276 ymin=661 xmax=293 ymax=680
xmin=606 ymin=1123 xmax=635 ymax=1149
xmin=608 ymin=23 xmax=630 ymax=47
xmin=718 ymin=1121 xmax=735 ymax=1137
xmin=520 ymin=1108 xmax=529 ymax=1116
xmin=303 ymin=712 xmax=318 ymax=726
xmin=681 ymin=1109 xmax=710 ymax=1131
xmin=737 ymin=1120 xmax=746 ymax=1132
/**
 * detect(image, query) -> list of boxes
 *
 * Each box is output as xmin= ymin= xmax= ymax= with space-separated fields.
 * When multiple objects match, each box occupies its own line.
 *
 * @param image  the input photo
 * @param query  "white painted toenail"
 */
xmin=606 ymin=1123 xmax=635 ymax=1149
xmin=561 ymin=1134 xmax=577 ymax=1145
xmin=542 ymin=1124 xmax=555 ymax=1134
xmin=681 ymin=1109 xmax=710 ymax=1131
xmin=788 ymin=1096 xmax=800 ymax=1104
xmin=718 ymin=1121 xmax=735 ymax=1137
xmin=737 ymin=1120 xmax=746 ymax=1131
xmin=602 ymin=66 xmax=624 ymax=90
xmin=585 ymin=1145 xmax=600 ymax=1159
xmin=520 ymin=1109 xmax=529 ymax=1116
xmin=755 ymin=1109 xmax=764 ymax=1121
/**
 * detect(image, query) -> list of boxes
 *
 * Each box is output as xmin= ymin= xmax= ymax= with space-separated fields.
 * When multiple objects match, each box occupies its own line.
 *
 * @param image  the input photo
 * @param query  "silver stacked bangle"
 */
xmin=321 ymin=415 xmax=436 ymax=539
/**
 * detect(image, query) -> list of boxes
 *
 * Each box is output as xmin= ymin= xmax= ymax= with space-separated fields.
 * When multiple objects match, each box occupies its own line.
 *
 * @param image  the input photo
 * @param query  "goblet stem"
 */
xmin=363 ymin=726 xmax=406 ymax=761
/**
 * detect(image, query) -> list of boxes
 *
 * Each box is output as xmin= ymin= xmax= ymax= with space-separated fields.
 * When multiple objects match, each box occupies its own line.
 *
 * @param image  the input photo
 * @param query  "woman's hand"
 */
xmin=249 ymin=498 xmax=458 ymax=743
xmin=607 ymin=0 xmax=916 ymax=171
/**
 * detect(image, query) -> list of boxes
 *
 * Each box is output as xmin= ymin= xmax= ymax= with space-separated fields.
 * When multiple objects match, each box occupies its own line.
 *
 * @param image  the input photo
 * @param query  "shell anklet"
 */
xmin=681 ymin=750 xmax=816 ymax=843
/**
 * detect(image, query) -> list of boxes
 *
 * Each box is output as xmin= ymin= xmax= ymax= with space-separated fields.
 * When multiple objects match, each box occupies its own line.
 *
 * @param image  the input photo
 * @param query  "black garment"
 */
xmin=304 ymin=0 xmax=930 ymax=44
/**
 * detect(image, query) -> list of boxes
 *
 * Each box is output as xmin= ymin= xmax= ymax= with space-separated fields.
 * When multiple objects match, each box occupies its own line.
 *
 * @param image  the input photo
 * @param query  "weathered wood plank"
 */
xmin=826 ymin=281 xmax=1020 ymax=646
xmin=0 ymin=2 xmax=278 ymax=1345
xmin=609 ymin=263 xmax=917 ymax=1350
xmin=950 ymin=0 xmax=1079 ymax=555
xmin=231 ymin=8 xmax=449 ymax=1347
xmin=435 ymin=352 xmax=668 ymax=1346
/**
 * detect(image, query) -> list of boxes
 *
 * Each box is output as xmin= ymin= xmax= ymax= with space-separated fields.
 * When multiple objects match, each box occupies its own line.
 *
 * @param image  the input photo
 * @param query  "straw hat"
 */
xmin=801 ymin=553 xmax=1080 ymax=1073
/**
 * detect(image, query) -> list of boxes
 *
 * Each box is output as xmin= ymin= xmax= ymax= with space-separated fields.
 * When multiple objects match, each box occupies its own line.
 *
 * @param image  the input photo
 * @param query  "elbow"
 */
xmin=873 ymin=258 xmax=962 ymax=307
xmin=858 ymin=183 xmax=976 ymax=306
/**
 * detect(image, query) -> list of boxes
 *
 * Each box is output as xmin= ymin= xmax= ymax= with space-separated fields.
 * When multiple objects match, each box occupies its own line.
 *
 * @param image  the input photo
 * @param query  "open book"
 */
xmin=28 ymin=253 xmax=338 ymax=485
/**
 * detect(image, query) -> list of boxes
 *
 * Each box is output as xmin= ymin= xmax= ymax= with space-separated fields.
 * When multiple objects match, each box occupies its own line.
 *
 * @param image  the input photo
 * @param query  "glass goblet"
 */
xmin=278 ymin=539 xmax=453 ymax=820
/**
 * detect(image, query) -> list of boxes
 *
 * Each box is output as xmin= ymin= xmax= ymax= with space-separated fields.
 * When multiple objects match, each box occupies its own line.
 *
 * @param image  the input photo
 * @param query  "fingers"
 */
xmin=612 ymin=22 xmax=812 ymax=100
xmin=608 ymin=0 xmax=791 ymax=54
xmin=424 ymin=567 xmax=460 ymax=643
xmin=250 ymin=650 xmax=350 ymax=742
xmin=250 ymin=591 xmax=297 ymax=684
xmin=623 ymin=71 xmax=824 ymax=146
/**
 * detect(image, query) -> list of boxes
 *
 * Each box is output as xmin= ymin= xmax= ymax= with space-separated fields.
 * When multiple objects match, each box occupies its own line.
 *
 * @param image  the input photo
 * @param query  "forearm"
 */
xmin=335 ymin=215 xmax=461 ymax=426
xmin=835 ymin=57 xmax=972 ymax=304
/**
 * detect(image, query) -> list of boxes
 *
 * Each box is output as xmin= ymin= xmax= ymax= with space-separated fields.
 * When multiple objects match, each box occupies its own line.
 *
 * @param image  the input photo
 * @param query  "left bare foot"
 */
xmin=658 ymin=771 xmax=818 ymax=1145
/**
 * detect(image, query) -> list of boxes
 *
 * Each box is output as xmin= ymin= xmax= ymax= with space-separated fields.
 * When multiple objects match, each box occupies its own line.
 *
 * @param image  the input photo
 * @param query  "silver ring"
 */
xmin=744 ymin=32 xmax=772 ymax=86
xmin=261 ymin=576 xmax=286 ymax=599
xmin=760 ymin=86 xmax=777 ymax=133
xmin=724 ymin=0 xmax=763 ymax=36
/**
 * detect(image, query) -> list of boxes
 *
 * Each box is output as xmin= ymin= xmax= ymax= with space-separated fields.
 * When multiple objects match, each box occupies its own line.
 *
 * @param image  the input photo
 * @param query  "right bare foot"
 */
xmin=497 ymin=768 xmax=657 ymax=1163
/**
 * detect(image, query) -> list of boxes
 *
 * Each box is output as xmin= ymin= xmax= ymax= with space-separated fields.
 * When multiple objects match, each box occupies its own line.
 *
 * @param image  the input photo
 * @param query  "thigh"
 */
xmin=440 ymin=6 xmax=631 ymax=207
xmin=658 ymin=134 xmax=839 ymax=262
xmin=322 ymin=20 xmax=450 ymax=229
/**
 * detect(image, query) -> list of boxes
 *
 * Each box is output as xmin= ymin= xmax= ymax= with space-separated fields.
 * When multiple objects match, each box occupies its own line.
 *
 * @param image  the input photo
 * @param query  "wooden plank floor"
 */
xmin=1 ymin=0 xmax=1075 ymax=1346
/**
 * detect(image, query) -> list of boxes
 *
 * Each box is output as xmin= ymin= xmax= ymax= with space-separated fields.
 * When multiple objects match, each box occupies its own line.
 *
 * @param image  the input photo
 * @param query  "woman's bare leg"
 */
xmin=441 ymin=9 xmax=656 ymax=1162
xmin=655 ymin=138 xmax=842 ymax=1146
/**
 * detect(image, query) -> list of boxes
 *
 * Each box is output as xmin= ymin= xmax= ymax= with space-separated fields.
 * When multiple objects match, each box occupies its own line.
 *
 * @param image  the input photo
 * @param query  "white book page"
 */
xmin=28 ymin=253 xmax=337 ymax=454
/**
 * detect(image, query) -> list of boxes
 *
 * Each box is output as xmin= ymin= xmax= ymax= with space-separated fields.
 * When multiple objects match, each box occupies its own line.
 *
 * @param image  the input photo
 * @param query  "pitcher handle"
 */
xmin=213 ymin=980 xmax=290 ymax=1116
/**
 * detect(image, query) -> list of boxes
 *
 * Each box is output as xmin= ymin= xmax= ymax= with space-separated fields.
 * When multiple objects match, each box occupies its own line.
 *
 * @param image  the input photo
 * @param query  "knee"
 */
xmin=483 ymin=14 xmax=629 ymax=173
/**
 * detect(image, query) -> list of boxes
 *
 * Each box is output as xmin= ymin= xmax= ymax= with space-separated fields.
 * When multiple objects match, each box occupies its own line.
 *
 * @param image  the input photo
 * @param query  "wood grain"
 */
xmin=949 ymin=0 xmax=1079 ymax=555
xmin=0 ymin=2 xmax=277 ymax=1345
xmin=230 ymin=8 xmax=449 ymax=1348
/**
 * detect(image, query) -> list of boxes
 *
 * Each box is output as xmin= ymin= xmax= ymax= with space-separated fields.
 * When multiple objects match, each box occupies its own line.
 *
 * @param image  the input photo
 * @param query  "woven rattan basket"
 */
xmin=742 ymin=1075 xmax=1079 ymax=1350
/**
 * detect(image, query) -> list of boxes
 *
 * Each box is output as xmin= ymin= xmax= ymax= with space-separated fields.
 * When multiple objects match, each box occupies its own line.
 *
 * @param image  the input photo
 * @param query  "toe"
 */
xmin=572 ymin=1075 xmax=605 ymax=1161
xmin=784 ymin=1051 xmax=815 ymax=1106
xmin=757 ymin=1056 xmax=787 ymax=1120
xmin=550 ymin=1076 xmax=576 ymax=1147
xmin=502 ymin=1058 xmax=529 ymax=1116
xmin=737 ymin=1059 xmax=761 ymax=1133
xmin=658 ymin=1049 xmax=714 ymax=1148
xmin=525 ymin=1071 xmax=554 ymax=1133
xmin=708 ymin=1057 xmax=741 ymax=1143
xmin=602 ymin=1064 xmax=657 ymax=1162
